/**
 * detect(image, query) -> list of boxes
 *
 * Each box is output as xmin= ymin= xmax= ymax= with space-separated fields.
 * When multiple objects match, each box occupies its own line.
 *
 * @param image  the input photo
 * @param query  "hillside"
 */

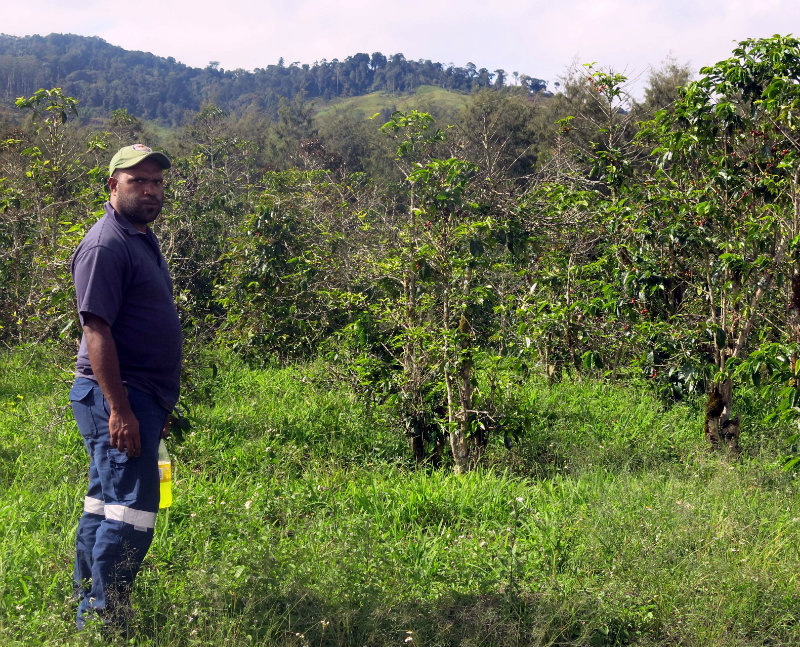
xmin=311 ymin=85 xmax=472 ymax=132
xmin=0 ymin=33 xmax=545 ymax=125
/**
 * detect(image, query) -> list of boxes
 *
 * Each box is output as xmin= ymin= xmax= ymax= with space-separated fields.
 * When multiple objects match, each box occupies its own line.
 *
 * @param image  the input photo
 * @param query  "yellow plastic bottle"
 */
xmin=158 ymin=439 xmax=172 ymax=508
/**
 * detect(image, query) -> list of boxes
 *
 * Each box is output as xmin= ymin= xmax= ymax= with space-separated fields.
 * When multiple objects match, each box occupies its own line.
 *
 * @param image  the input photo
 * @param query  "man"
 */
xmin=69 ymin=144 xmax=182 ymax=629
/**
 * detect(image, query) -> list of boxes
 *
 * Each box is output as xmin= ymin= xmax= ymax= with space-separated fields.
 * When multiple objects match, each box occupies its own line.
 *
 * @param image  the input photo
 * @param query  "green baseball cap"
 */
xmin=109 ymin=144 xmax=171 ymax=176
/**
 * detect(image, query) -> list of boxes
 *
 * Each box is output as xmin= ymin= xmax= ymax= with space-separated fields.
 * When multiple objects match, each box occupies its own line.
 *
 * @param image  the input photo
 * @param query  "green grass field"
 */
xmin=1 ymin=345 xmax=799 ymax=646
xmin=313 ymin=85 xmax=470 ymax=123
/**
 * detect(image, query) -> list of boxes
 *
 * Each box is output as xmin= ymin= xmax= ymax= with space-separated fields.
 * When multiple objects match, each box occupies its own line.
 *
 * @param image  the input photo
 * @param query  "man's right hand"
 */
xmin=109 ymin=407 xmax=141 ymax=457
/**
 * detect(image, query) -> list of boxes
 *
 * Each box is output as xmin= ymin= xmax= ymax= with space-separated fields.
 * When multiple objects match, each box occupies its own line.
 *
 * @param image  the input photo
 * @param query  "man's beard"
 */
xmin=115 ymin=193 xmax=162 ymax=227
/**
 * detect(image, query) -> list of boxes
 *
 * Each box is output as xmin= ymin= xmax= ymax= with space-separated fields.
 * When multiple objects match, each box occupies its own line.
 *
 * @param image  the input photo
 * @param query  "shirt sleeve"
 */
xmin=72 ymin=243 xmax=126 ymax=328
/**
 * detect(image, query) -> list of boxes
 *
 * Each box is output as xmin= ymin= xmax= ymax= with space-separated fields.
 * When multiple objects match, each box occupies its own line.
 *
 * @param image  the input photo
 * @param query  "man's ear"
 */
xmin=107 ymin=175 xmax=117 ymax=193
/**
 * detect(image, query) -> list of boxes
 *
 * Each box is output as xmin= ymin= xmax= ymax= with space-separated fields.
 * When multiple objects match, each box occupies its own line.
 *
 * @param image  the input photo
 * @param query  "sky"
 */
xmin=2 ymin=0 xmax=799 ymax=99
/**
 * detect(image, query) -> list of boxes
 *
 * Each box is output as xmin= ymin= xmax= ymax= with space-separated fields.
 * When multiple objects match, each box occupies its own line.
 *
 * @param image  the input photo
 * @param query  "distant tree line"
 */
xmin=0 ymin=34 xmax=546 ymax=125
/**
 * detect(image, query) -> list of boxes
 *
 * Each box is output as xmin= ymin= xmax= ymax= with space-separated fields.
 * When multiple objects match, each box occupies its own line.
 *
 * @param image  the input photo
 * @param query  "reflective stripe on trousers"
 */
xmin=82 ymin=498 xmax=157 ymax=531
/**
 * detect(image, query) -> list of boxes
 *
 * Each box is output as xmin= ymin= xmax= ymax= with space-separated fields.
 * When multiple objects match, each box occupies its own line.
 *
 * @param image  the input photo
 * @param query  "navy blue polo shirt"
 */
xmin=72 ymin=202 xmax=182 ymax=411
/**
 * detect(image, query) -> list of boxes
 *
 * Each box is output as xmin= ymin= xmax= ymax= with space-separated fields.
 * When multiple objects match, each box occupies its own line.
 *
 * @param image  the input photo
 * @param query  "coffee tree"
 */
xmin=638 ymin=35 xmax=800 ymax=449
xmin=0 ymin=88 xmax=105 ymax=344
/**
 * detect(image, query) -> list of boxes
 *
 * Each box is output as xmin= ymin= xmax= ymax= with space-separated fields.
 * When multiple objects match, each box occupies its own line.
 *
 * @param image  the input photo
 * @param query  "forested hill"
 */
xmin=0 ymin=33 xmax=547 ymax=125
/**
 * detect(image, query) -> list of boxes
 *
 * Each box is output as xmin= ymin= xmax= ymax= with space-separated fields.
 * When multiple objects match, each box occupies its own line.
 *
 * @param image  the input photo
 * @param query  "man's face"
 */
xmin=108 ymin=159 xmax=165 ymax=231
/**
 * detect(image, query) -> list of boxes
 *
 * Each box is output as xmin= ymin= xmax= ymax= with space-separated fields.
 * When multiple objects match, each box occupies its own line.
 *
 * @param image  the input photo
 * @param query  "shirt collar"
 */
xmin=105 ymin=201 xmax=152 ymax=238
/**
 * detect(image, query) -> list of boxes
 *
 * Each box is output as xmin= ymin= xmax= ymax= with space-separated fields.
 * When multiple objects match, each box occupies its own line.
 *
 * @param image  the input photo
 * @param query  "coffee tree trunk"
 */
xmin=704 ymin=378 xmax=740 ymax=453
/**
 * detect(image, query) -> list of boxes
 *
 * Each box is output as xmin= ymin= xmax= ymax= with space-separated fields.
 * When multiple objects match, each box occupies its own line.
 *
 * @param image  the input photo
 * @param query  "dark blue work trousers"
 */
xmin=70 ymin=377 xmax=168 ymax=628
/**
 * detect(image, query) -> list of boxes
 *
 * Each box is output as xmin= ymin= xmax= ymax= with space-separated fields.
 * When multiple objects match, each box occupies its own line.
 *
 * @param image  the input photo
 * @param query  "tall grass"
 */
xmin=1 ymin=345 xmax=799 ymax=646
